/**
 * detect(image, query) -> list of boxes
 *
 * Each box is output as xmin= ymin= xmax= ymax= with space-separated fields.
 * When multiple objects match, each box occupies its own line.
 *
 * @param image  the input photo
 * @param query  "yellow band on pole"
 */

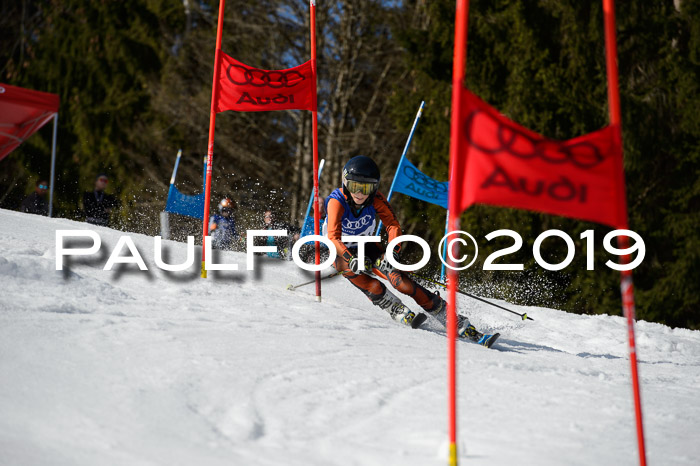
xmin=201 ymin=261 xmax=207 ymax=278
xmin=449 ymin=443 xmax=457 ymax=466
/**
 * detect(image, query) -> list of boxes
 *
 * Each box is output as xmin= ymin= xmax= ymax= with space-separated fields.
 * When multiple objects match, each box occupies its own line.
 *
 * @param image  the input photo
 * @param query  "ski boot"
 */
xmin=427 ymin=296 xmax=474 ymax=338
xmin=426 ymin=293 xmax=447 ymax=322
xmin=428 ymin=292 xmax=500 ymax=348
xmin=374 ymin=290 xmax=427 ymax=329
xmin=459 ymin=321 xmax=500 ymax=348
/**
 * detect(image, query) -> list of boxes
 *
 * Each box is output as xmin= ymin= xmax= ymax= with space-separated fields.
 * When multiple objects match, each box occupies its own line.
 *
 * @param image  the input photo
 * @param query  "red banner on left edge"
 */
xmin=215 ymin=52 xmax=315 ymax=113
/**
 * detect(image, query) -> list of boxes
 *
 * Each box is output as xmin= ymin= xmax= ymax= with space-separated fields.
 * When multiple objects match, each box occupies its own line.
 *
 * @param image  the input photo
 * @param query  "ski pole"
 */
xmin=376 ymin=100 xmax=425 ymax=235
xmin=286 ymin=270 xmax=344 ymax=291
xmin=410 ymin=273 xmax=534 ymax=321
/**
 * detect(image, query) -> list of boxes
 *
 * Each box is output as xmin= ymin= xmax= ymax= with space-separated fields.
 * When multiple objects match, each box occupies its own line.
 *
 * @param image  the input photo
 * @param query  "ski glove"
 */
xmin=348 ymin=255 xmax=373 ymax=275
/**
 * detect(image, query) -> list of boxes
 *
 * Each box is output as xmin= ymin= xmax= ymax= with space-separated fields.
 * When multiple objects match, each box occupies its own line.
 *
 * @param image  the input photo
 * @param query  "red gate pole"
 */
xmin=603 ymin=1 xmax=647 ymax=464
xmin=446 ymin=1 xmax=470 ymax=464
xmin=201 ymin=0 xmax=227 ymax=278
xmin=310 ymin=0 xmax=321 ymax=301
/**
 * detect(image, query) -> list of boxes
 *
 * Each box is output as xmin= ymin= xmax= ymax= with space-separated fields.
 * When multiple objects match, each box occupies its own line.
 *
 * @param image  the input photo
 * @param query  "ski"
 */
xmin=461 ymin=326 xmax=501 ymax=349
xmin=473 ymin=332 xmax=500 ymax=349
xmin=458 ymin=326 xmax=500 ymax=349
xmin=426 ymin=302 xmax=500 ymax=348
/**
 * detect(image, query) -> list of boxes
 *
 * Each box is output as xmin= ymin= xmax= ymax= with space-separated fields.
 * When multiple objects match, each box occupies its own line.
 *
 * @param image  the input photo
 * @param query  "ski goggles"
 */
xmin=345 ymin=179 xmax=377 ymax=195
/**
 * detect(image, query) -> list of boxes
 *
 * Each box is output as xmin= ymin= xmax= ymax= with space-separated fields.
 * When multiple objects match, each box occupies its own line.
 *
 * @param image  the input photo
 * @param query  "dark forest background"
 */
xmin=1 ymin=1 xmax=698 ymax=329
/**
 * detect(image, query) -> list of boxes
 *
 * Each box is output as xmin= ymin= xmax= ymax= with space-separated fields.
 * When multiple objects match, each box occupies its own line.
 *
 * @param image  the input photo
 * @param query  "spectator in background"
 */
xmin=209 ymin=197 xmax=241 ymax=250
xmin=254 ymin=209 xmax=300 ymax=260
xmin=20 ymin=180 xmax=49 ymax=216
xmin=83 ymin=173 xmax=120 ymax=227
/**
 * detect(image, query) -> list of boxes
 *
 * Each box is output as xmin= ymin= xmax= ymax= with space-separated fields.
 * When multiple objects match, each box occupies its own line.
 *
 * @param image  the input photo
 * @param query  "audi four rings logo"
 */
xmin=226 ymin=64 xmax=305 ymax=88
xmin=402 ymin=165 xmax=447 ymax=192
xmin=464 ymin=109 xmax=606 ymax=169
xmin=343 ymin=215 xmax=373 ymax=231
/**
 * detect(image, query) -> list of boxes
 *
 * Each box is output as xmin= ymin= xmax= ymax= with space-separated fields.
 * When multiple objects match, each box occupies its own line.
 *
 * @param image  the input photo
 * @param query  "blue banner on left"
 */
xmin=165 ymin=185 xmax=205 ymax=220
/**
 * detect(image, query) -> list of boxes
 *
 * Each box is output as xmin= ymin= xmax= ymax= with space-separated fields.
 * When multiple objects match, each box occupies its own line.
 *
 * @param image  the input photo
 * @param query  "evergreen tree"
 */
xmin=391 ymin=0 xmax=700 ymax=328
xmin=2 ymin=1 xmax=697 ymax=328
xmin=2 ymin=0 xmax=166 ymax=228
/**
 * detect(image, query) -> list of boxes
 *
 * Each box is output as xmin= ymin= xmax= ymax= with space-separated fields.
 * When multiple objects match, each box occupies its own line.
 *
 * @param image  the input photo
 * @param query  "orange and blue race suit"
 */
xmin=324 ymin=188 xmax=440 ymax=312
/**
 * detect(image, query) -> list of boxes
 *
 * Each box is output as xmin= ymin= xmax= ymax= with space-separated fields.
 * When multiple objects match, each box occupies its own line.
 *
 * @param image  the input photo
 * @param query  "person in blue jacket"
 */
xmin=209 ymin=197 xmax=240 ymax=250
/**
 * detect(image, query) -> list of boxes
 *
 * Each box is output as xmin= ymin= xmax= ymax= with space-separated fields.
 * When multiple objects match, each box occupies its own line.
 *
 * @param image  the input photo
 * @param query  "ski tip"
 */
xmin=411 ymin=312 xmax=428 ymax=329
xmin=482 ymin=333 xmax=500 ymax=349
xmin=286 ymin=284 xmax=294 ymax=291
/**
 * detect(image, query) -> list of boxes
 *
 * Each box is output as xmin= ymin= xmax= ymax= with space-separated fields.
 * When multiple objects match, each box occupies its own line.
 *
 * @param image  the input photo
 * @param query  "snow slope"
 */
xmin=0 ymin=208 xmax=698 ymax=466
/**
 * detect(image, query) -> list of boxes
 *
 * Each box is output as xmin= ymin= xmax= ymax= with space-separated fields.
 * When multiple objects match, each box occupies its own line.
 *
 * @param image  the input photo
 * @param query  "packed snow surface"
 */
xmin=1 ymin=208 xmax=699 ymax=465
